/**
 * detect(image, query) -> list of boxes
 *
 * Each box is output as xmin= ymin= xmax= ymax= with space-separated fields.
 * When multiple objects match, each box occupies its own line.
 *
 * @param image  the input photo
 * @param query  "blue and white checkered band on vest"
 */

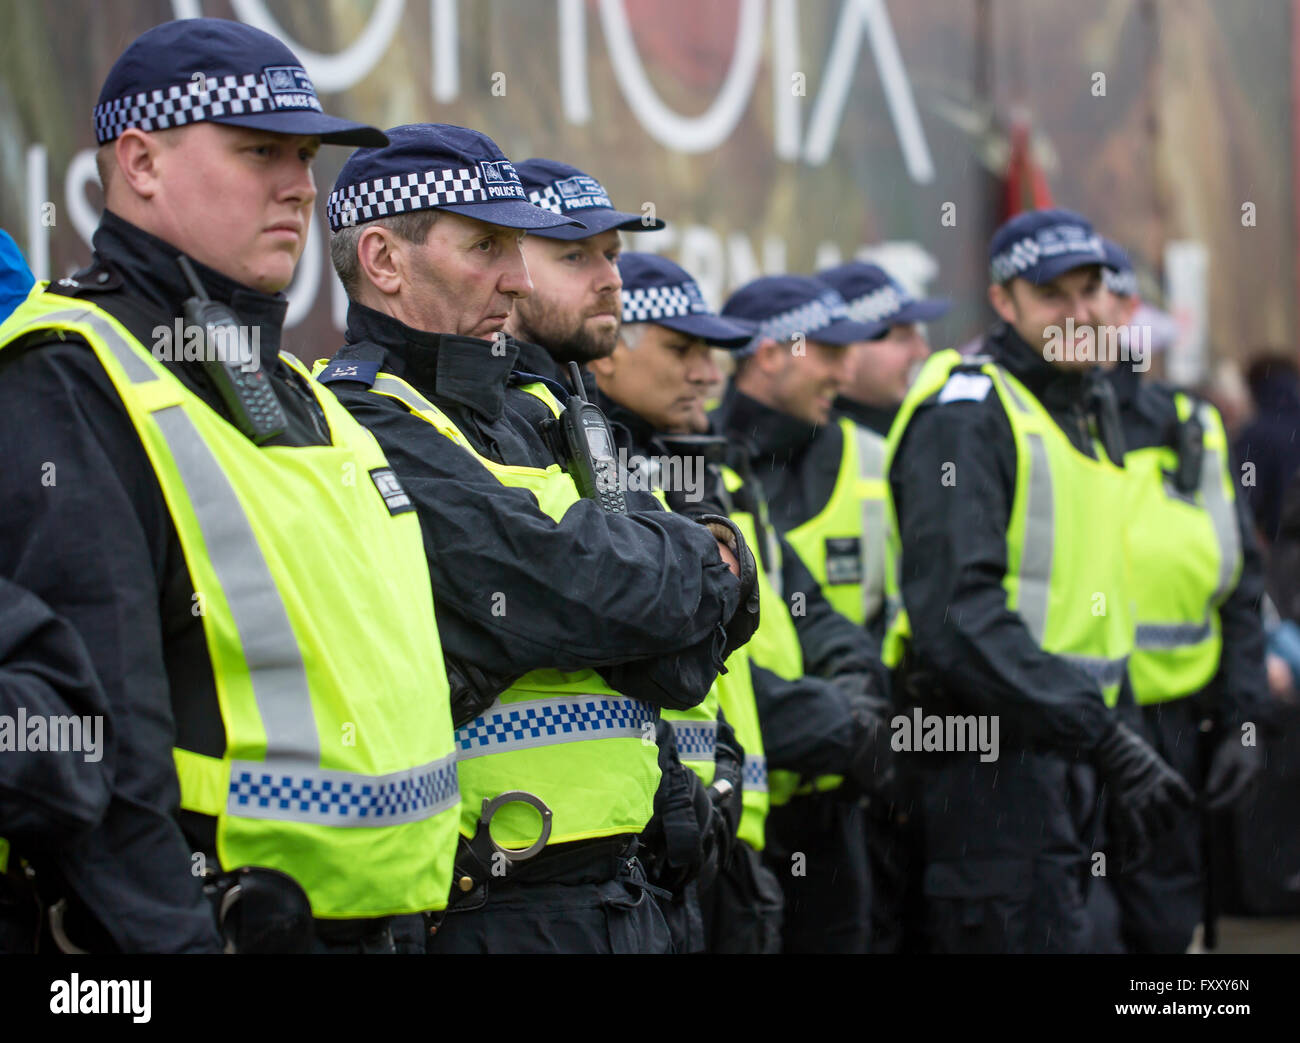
xmin=845 ymin=284 xmax=907 ymax=325
xmin=1104 ymin=267 xmax=1138 ymax=297
xmin=327 ymin=160 xmax=527 ymax=230
xmin=989 ymin=224 xmax=1106 ymax=283
xmin=528 ymin=175 xmax=615 ymax=215
xmin=93 ymin=66 xmax=323 ymax=144
xmin=760 ymin=290 xmax=850 ymax=343
xmin=622 ymin=280 xmax=709 ymax=322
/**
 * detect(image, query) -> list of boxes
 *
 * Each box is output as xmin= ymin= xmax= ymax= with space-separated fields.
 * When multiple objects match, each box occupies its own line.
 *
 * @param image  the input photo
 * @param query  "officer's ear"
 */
xmin=112 ymin=128 xmax=169 ymax=204
xmin=355 ymin=224 xmax=405 ymax=298
xmin=751 ymin=337 xmax=787 ymax=376
xmin=988 ymin=280 xmax=1020 ymax=325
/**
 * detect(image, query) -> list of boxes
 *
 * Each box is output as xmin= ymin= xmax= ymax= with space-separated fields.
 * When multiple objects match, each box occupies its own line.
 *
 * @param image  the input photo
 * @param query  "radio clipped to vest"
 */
xmin=1174 ymin=412 xmax=1205 ymax=494
xmin=177 ymin=255 xmax=286 ymax=444
xmin=542 ymin=361 xmax=627 ymax=513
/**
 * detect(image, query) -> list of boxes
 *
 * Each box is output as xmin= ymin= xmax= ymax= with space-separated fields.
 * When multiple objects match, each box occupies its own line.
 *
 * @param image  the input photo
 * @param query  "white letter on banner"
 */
xmin=598 ymin=0 xmax=764 ymax=154
xmin=231 ymin=0 xmax=405 ymax=92
xmin=802 ymin=0 xmax=934 ymax=182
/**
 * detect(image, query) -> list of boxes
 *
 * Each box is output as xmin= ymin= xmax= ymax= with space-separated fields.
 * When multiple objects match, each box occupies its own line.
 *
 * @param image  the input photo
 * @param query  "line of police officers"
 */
xmin=0 ymin=17 xmax=1267 ymax=954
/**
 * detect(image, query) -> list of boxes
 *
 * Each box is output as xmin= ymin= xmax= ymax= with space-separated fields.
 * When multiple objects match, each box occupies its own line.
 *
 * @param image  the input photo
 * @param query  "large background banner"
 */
xmin=1 ymin=0 xmax=1293 ymax=378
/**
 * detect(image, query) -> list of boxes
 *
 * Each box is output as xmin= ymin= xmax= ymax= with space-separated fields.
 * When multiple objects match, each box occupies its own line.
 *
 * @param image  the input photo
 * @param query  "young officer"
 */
xmin=714 ymin=276 xmax=899 ymax=952
xmin=1101 ymin=239 xmax=1266 ymax=952
xmin=0 ymin=18 xmax=462 ymax=953
xmin=319 ymin=125 xmax=760 ymax=953
xmin=814 ymin=260 xmax=951 ymax=952
xmin=882 ymin=209 xmax=1194 ymax=952
xmin=504 ymin=162 xmax=748 ymax=951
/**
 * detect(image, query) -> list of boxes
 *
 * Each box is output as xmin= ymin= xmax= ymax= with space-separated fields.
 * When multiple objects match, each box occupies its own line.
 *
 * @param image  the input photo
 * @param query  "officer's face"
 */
xmin=508 ymin=230 xmax=623 ymax=364
xmin=989 ymin=266 xmax=1107 ymax=370
xmin=122 ymin=123 xmax=320 ymax=293
xmin=767 ymin=338 xmax=854 ymax=425
xmin=393 ymin=212 xmax=533 ymax=339
xmin=590 ymin=324 xmax=722 ymax=432
xmin=844 ymin=323 xmax=931 ymax=407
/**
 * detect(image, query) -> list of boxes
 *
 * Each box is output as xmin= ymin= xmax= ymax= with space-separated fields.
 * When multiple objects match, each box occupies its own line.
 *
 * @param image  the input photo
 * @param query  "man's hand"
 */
xmin=1094 ymin=720 xmax=1195 ymax=866
xmin=714 ymin=539 xmax=740 ymax=577
xmin=1205 ymin=731 xmax=1263 ymax=812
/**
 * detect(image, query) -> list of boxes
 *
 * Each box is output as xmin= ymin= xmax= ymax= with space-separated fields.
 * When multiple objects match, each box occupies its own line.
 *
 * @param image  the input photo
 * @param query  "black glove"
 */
xmin=710 ymin=714 xmax=745 ymax=843
xmin=1204 ymin=731 xmax=1263 ymax=812
xmin=643 ymin=719 xmax=709 ymax=895
xmin=444 ymin=653 xmax=514 ymax=729
xmin=1094 ymin=721 xmax=1195 ymax=865
xmin=694 ymin=513 xmax=760 ymax=655
xmin=837 ymin=675 xmax=899 ymax=800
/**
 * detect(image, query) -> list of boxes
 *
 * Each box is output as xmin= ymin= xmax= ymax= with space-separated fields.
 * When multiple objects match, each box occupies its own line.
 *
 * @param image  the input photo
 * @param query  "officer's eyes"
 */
xmin=562 ymin=252 xmax=584 ymax=263
xmin=475 ymin=239 xmax=495 ymax=253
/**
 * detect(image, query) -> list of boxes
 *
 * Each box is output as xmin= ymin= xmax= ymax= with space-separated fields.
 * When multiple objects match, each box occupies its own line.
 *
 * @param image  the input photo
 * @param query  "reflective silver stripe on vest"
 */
xmin=1197 ymin=404 xmax=1241 ymax=604
xmin=152 ymin=405 xmax=320 ymax=764
xmin=229 ymin=752 xmax=459 ymax=826
xmin=1017 ymin=432 xmax=1055 ymax=643
xmin=668 ymin=719 xmax=718 ymax=762
xmin=1062 ymin=653 xmax=1128 ymax=689
xmin=1136 ymin=621 xmax=1213 ymax=649
xmin=14 ymin=307 xmax=160 ymax=385
xmin=456 ymin=695 xmax=655 ymax=758
xmin=373 ymin=374 xmax=439 ymax=415
xmin=855 ymin=425 xmax=887 ymax=622
xmin=742 ymin=754 xmax=768 ymax=792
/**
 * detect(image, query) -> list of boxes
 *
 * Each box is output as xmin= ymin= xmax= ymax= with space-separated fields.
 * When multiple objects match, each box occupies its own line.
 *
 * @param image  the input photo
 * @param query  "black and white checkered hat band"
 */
xmin=989 ymin=226 xmax=1105 ymax=282
xmin=328 ymin=167 xmax=510 ymax=230
xmin=528 ymin=186 xmax=564 ymax=214
xmin=846 ymin=285 xmax=907 ymax=325
xmin=759 ymin=295 xmax=848 ymax=342
xmin=93 ymin=74 xmax=318 ymax=144
xmin=1103 ymin=267 xmax=1137 ymax=297
xmin=623 ymin=284 xmax=701 ymax=322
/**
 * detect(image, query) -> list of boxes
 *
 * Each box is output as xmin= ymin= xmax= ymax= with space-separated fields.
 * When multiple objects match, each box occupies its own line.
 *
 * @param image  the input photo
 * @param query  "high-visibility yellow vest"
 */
xmin=353 ymin=371 xmax=661 ymax=849
xmin=784 ymin=417 xmax=889 ymax=627
xmin=721 ymin=468 xmax=842 ymax=806
xmin=1124 ymin=393 xmax=1241 ymax=703
xmin=1 ymin=288 xmax=461 ymax=918
xmin=883 ymin=351 xmax=1134 ymax=708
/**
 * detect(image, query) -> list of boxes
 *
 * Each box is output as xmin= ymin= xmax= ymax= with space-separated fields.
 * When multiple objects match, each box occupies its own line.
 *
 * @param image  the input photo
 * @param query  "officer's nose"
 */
xmin=689 ymin=347 xmax=722 ymax=387
xmin=281 ymin=155 xmax=317 ymax=211
xmin=598 ymin=254 xmax=623 ymax=294
xmin=501 ymin=242 xmax=534 ymax=300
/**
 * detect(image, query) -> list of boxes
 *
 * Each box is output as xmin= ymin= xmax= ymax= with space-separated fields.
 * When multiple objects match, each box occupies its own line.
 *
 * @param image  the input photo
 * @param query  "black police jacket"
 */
xmin=0 ymin=577 xmax=112 ymax=847
xmin=615 ymin=398 xmax=877 ymax=781
xmin=0 ymin=211 xmax=337 ymax=951
xmin=317 ymin=304 xmax=747 ymax=712
xmin=1108 ymin=363 xmax=1269 ymax=730
xmin=886 ymin=323 xmax=1124 ymax=754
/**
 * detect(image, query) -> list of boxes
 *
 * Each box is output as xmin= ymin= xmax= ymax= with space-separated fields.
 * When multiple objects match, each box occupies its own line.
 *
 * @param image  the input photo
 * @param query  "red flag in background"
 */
xmin=1001 ymin=115 xmax=1054 ymax=219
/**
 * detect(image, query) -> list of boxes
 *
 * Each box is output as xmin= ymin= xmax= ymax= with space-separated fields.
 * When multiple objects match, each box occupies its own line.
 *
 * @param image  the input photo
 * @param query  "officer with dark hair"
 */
xmin=814 ymin=260 xmax=952 ymax=953
xmin=714 ymin=275 xmax=899 ymax=953
xmin=0 ymin=18 xmax=463 ymax=953
xmin=318 ymin=127 xmax=760 ymax=954
xmin=1101 ymin=238 xmax=1267 ymax=952
xmin=881 ymin=209 xmax=1194 ymax=953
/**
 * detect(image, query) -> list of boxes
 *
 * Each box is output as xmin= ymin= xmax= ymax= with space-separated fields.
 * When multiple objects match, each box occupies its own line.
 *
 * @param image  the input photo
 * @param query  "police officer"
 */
xmin=585 ymin=252 xmax=766 ymax=951
xmin=821 ymin=261 xmax=949 ymax=443
xmin=882 ymin=208 xmax=1194 ymax=953
xmin=502 ymin=162 xmax=744 ymax=952
xmin=0 ymin=18 xmax=462 ymax=953
xmin=713 ymin=275 xmax=898 ymax=952
xmin=318 ymin=126 xmax=760 ymax=954
xmin=0 ymin=578 xmax=111 ymax=951
xmin=1101 ymin=239 xmax=1267 ymax=952
xmin=814 ymin=261 xmax=951 ymax=953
